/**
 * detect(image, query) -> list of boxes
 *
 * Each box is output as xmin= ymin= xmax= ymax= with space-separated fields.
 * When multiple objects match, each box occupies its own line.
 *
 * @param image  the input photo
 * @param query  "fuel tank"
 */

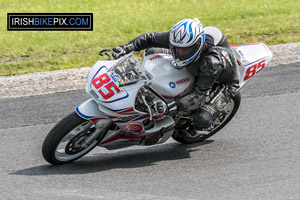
xmin=141 ymin=53 xmax=195 ymax=100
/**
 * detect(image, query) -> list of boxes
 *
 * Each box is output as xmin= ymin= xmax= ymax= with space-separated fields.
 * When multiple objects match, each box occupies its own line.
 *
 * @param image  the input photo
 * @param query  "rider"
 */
xmin=111 ymin=18 xmax=240 ymax=134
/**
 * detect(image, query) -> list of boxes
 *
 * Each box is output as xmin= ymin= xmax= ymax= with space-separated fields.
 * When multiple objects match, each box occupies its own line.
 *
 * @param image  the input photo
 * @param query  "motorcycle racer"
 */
xmin=111 ymin=18 xmax=240 ymax=134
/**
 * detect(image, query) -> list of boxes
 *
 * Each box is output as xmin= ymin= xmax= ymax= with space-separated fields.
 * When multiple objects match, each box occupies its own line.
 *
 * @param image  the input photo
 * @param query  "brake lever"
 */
xmin=99 ymin=49 xmax=112 ymax=60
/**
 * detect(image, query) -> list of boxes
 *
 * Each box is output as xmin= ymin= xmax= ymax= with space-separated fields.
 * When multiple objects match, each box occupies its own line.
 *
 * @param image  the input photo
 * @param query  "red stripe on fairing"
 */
xmin=98 ymin=133 xmax=143 ymax=145
xmin=122 ymin=135 xmax=144 ymax=140
xmin=107 ymin=116 xmax=119 ymax=119
xmin=106 ymin=108 xmax=135 ymax=120
xmin=117 ymin=107 xmax=135 ymax=114
xmin=153 ymin=115 xmax=165 ymax=121
xmin=163 ymin=83 xmax=192 ymax=99
xmin=90 ymin=118 xmax=106 ymax=123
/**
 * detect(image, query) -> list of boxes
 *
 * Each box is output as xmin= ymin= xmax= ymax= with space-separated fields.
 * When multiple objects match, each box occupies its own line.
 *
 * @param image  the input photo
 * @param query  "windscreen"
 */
xmin=109 ymin=54 xmax=150 ymax=86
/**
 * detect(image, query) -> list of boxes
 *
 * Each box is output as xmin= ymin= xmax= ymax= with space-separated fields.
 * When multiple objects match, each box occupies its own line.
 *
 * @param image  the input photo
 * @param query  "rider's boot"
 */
xmin=192 ymin=104 xmax=220 ymax=135
xmin=192 ymin=87 xmax=232 ymax=135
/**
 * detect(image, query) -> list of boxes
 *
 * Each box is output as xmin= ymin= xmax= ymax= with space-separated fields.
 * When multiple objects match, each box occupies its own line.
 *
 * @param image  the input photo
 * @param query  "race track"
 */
xmin=0 ymin=63 xmax=300 ymax=200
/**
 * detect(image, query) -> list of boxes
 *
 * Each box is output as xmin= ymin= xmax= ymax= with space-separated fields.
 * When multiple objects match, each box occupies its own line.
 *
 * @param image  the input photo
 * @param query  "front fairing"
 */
xmin=86 ymin=53 xmax=150 ymax=116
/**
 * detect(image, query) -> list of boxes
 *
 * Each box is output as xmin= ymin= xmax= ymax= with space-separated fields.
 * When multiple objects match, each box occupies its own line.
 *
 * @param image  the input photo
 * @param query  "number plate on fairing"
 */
xmin=91 ymin=72 xmax=121 ymax=100
xmin=231 ymin=42 xmax=273 ymax=88
xmin=88 ymin=64 xmax=129 ymax=103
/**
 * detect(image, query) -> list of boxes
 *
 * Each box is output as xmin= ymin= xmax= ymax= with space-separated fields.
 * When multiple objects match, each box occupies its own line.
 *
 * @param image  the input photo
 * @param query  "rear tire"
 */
xmin=42 ymin=112 xmax=108 ymax=165
xmin=172 ymin=92 xmax=241 ymax=144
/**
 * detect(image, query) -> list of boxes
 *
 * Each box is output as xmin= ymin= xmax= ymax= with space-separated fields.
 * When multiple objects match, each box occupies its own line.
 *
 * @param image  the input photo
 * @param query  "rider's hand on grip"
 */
xmin=111 ymin=43 xmax=135 ymax=59
xmin=112 ymin=46 xmax=127 ymax=59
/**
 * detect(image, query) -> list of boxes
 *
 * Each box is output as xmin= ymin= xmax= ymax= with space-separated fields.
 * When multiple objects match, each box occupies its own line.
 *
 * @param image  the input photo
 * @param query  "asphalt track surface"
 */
xmin=0 ymin=63 xmax=300 ymax=200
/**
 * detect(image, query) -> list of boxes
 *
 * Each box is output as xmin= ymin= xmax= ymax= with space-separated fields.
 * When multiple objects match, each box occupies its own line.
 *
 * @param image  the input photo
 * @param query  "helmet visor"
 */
xmin=170 ymin=38 xmax=203 ymax=61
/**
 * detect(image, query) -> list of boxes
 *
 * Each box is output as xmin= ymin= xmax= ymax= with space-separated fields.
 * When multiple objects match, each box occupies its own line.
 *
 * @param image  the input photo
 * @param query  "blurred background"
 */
xmin=0 ymin=0 xmax=299 ymax=75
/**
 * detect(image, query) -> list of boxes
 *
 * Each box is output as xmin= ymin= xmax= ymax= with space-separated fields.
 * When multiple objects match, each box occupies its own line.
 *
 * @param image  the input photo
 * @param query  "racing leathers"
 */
xmin=113 ymin=31 xmax=240 ymax=131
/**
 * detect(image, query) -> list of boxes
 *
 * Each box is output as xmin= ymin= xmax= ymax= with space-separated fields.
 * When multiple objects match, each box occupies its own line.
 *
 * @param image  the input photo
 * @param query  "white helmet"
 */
xmin=169 ymin=18 xmax=205 ymax=68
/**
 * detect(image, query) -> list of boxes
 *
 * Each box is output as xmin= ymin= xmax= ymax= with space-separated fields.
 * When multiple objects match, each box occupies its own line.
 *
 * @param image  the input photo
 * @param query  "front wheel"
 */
xmin=172 ymin=92 xmax=241 ymax=144
xmin=42 ymin=112 xmax=110 ymax=165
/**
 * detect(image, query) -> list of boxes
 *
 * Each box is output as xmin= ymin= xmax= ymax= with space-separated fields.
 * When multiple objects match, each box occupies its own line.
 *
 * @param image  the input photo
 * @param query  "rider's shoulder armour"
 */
xmin=204 ymin=27 xmax=230 ymax=48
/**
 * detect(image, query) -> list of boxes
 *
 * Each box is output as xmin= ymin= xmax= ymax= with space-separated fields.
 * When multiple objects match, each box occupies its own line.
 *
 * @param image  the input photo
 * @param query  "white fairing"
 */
xmin=141 ymin=54 xmax=195 ymax=99
xmin=75 ymin=98 xmax=109 ymax=120
xmin=230 ymin=42 xmax=273 ymax=90
xmin=85 ymin=57 xmax=142 ymax=117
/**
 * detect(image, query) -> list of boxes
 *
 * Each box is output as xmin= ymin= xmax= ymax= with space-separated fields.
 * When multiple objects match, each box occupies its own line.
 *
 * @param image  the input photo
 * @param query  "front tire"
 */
xmin=172 ymin=92 xmax=241 ymax=144
xmin=42 ymin=112 xmax=109 ymax=165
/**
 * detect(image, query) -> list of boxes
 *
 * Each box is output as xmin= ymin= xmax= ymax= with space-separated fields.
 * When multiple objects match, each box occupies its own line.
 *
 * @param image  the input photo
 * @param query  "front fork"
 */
xmin=75 ymin=98 xmax=113 ymax=145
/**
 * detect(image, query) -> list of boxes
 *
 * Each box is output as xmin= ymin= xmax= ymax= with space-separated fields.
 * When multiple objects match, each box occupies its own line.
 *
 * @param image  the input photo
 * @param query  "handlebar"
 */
xmin=99 ymin=49 xmax=112 ymax=60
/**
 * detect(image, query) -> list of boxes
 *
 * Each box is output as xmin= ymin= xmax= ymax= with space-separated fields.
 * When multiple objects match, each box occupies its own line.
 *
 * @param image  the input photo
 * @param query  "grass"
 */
xmin=0 ymin=0 xmax=299 ymax=75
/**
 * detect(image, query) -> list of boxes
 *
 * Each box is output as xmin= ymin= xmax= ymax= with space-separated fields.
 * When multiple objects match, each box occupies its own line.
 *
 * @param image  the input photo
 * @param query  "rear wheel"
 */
xmin=42 ymin=112 xmax=110 ymax=165
xmin=172 ymin=92 xmax=241 ymax=144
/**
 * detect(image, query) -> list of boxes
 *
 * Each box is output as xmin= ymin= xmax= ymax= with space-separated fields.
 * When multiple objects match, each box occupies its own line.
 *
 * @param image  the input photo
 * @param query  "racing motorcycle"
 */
xmin=42 ymin=27 xmax=273 ymax=165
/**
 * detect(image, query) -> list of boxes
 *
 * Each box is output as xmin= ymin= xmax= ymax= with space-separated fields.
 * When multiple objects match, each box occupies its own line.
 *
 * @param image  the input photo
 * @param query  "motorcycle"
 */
xmin=42 ymin=27 xmax=273 ymax=165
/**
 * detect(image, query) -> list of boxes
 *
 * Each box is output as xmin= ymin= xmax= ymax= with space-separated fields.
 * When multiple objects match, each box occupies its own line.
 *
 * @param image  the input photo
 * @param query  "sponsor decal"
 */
xmin=7 ymin=13 xmax=93 ymax=31
xmin=175 ymin=77 xmax=190 ymax=85
xmin=169 ymin=82 xmax=176 ymax=89
xmin=149 ymin=54 xmax=165 ymax=61
xmin=169 ymin=77 xmax=190 ymax=89
xmin=122 ymin=123 xmax=144 ymax=135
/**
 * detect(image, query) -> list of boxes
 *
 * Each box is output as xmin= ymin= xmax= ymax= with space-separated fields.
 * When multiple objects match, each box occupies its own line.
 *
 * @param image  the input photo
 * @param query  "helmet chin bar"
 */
xmin=170 ymin=59 xmax=184 ymax=69
xmin=170 ymin=46 xmax=202 ymax=69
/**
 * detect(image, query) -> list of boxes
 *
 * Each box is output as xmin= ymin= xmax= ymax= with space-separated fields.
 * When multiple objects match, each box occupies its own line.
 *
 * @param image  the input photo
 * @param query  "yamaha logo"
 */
xmin=169 ymin=82 xmax=176 ymax=88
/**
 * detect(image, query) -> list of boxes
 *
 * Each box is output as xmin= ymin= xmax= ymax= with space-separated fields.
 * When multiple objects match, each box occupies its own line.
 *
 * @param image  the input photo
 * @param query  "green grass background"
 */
xmin=0 ymin=0 xmax=299 ymax=75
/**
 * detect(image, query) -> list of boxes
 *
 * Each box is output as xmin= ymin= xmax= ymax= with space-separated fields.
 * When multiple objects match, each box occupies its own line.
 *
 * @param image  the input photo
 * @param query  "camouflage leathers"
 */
xmin=177 ymin=46 xmax=240 ymax=111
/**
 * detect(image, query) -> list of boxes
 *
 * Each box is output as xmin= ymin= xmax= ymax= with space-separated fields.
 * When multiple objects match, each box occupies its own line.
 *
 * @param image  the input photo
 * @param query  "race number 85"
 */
xmin=92 ymin=73 xmax=120 ymax=99
xmin=244 ymin=60 xmax=265 ymax=81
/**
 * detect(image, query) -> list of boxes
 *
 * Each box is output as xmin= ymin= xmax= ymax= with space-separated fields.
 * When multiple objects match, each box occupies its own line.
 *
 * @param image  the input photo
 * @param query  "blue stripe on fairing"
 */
xmin=90 ymin=65 xmax=108 ymax=89
xmin=244 ymin=56 xmax=268 ymax=67
xmin=134 ymin=114 xmax=150 ymax=121
xmin=114 ymin=119 xmax=130 ymax=123
xmin=75 ymin=105 xmax=94 ymax=119
xmin=92 ymin=65 xmax=108 ymax=80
